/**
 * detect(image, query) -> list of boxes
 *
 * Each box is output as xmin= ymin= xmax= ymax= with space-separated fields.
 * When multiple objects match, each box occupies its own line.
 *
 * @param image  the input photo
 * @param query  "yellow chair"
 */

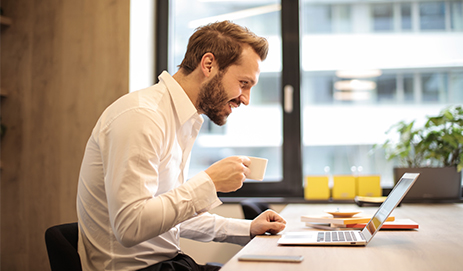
xmin=332 ymin=175 xmax=356 ymax=199
xmin=356 ymin=175 xmax=382 ymax=197
xmin=304 ymin=176 xmax=330 ymax=200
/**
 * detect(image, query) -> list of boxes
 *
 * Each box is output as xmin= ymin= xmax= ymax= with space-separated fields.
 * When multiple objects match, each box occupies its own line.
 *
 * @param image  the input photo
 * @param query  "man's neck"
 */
xmin=172 ymin=69 xmax=203 ymax=111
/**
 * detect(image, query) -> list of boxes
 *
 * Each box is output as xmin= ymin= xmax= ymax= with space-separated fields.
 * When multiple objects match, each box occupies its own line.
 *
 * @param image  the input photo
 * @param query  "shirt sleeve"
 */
xmin=97 ymin=108 xmax=221 ymax=247
xmin=179 ymin=213 xmax=252 ymax=246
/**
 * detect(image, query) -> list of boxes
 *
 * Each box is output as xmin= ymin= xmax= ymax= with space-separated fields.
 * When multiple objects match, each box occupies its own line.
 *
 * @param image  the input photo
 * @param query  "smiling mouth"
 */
xmin=229 ymin=102 xmax=239 ymax=110
xmin=228 ymin=98 xmax=241 ymax=111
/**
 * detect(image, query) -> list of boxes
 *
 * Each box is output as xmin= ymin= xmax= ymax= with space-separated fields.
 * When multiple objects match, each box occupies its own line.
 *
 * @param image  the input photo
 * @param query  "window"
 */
xmin=372 ymin=3 xmax=394 ymax=31
xmin=300 ymin=0 xmax=463 ymax=189
xmin=403 ymin=74 xmax=415 ymax=102
xmin=303 ymin=5 xmax=332 ymax=33
xmin=451 ymin=1 xmax=463 ymax=30
xmin=157 ymin=0 xmax=302 ymax=197
xmin=422 ymin=73 xmax=447 ymax=102
xmin=420 ymin=2 xmax=446 ymax=30
xmin=170 ymin=0 xmax=283 ymax=184
xmin=401 ymin=3 xmax=413 ymax=30
xmin=155 ymin=0 xmax=463 ymax=198
xmin=303 ymin=4 xmax=352 ymax=33
xmin=376 ymin=74 xmax=397 ymax=103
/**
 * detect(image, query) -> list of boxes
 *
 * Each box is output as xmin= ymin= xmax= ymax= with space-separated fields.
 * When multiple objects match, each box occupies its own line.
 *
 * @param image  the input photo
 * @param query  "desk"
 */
xmin=221 ymin=203 xmax=463 ymax=271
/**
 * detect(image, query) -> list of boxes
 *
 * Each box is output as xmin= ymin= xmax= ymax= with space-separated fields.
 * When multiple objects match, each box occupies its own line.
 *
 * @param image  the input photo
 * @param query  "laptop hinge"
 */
xmin=359 ymin=232 xmax=366 ymax=241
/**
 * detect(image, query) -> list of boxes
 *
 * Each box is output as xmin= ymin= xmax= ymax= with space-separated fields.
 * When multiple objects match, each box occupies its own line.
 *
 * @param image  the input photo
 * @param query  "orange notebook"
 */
xmin=338 ymin=219 xmax=419 ymax=229
xmin=305 ymin=219 xmax=418 ymax=231
xmin=301 ymin=215 xmax=395 ymax=225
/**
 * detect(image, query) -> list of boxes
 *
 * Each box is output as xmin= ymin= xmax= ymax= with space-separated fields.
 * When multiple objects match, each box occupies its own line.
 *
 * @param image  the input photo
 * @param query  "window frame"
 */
xmin=155 ymin=0 xmax=304 ymax=198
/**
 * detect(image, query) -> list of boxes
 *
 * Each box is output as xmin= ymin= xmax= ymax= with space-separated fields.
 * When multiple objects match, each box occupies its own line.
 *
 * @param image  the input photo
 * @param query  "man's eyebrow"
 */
xmin=243 ymin=77 xmax=257 ymax=86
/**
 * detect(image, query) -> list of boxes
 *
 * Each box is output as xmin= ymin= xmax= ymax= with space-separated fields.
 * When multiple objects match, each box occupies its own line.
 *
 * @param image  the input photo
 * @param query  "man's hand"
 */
xmin=250 ymin=210 xmax=286 ymax=238
xmin=205 ymin=156 xmax=251 ymax=193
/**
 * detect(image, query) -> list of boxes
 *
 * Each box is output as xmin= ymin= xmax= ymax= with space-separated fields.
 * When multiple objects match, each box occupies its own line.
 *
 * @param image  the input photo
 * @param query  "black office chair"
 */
xmin=45 ymin=222 xmax=222 ymax=270
xmin=45 ymin=222 xmax=83 ymax=271
xmin=240 ymin=199 xmax=270 ymax=220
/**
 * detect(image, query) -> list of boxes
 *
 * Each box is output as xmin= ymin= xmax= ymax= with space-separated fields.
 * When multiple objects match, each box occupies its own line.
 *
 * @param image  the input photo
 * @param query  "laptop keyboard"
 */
xmin=317 ymin=231 xmax=357 ymax=242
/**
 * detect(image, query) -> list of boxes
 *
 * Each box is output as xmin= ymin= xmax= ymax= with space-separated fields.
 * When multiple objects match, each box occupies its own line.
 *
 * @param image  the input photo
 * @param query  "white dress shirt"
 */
xmin=77 ymin=71 xmax=252 ymax=271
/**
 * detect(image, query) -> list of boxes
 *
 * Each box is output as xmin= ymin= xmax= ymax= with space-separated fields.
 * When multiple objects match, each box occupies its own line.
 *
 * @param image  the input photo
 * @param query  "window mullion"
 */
xmin=282 ymin=0 xmax=303 ymax=197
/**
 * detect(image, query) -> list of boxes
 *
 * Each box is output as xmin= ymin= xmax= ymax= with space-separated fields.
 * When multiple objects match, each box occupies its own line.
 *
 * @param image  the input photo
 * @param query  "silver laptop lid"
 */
xmin=361 ymin=173 xmax=420 ymax=242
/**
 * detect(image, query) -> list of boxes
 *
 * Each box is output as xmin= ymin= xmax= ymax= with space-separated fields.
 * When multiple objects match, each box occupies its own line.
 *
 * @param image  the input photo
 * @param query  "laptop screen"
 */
xmin=361 ymin=173 xmax=419 ymax=241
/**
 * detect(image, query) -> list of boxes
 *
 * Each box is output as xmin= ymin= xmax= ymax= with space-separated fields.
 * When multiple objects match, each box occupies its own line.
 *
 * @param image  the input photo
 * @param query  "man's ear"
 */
xmin=200 ymin=52 xmax=215 ymax=77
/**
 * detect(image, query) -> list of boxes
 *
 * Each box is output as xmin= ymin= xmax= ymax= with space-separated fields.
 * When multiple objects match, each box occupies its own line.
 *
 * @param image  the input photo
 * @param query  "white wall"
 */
xmin=129 ymin=0 xmax=155 ymax=92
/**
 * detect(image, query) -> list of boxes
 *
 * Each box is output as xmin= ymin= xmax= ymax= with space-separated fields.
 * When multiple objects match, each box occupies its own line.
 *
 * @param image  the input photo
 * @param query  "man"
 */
xmin=76 ymin=21 xmax=286 ymax=271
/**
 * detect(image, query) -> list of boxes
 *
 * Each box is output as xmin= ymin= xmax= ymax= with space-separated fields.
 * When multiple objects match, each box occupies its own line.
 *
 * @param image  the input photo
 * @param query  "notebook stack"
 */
xmin=302 ymin=213 xmax=418 ymax=231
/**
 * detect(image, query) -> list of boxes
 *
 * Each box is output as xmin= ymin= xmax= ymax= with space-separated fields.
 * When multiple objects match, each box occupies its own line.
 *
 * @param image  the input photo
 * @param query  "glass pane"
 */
xmin=333 ymin=5 xmax=352 ymax=33
xmin=422 ymin=73 xmax=447 ymax=102
xmin=403 ymin=74 xmax=415 ymax=102
xmin=450 ymin=72 xmax=463 ymax=100
xmin=376 ymin=74 xmax=397 ymax=103
xmin=450 ymin=1 xmax=463 ymax=30
xmin=401 ymin=3 xmax=412 ymax=30
xmin=303 ymin=5 xmax=332 ymax=33
xmin=170 ymin=0 xmax=283 ymax=182
xmin=300 ymin=0 xmax=463 ymax=188
xmin=372 ymin=3 xmax=394 ymax=31
xmin=420 ymin=2 xmax=446 ymax=30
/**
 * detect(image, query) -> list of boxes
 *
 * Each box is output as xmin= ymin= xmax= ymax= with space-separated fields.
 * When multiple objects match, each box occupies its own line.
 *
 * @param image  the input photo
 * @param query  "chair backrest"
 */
xmin=240 ymin=199 xmax=270 ymax=220
xmin=45 ymin=222 xmax=82 ymax=271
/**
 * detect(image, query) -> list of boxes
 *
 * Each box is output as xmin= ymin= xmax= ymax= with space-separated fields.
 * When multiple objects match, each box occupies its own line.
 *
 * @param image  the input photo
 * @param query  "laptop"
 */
xmin=278 ymin=173 xmax=420 ymax=246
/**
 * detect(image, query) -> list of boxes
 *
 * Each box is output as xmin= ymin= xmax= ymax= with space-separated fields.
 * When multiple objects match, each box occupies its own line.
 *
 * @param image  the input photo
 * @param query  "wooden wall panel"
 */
xmin=0 ymin=0 xmax=130 ymax=270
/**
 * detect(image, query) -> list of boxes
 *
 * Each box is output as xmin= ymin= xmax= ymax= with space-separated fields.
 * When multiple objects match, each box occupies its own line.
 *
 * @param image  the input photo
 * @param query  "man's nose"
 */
xmin=239 ymin=90 xmax=250 ymax=106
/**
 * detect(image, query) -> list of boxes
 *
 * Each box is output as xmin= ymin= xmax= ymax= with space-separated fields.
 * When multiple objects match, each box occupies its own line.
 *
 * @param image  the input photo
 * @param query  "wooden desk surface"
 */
xmin=221 ymin=203 xmax=463 ymax=271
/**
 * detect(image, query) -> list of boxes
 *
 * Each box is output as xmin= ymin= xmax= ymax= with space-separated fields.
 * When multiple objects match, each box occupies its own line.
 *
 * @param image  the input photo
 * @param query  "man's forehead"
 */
xmin=234 ymin=51 xmax=261 ymax=81
xmin=229 ymin=63 xmax=260 ymax=82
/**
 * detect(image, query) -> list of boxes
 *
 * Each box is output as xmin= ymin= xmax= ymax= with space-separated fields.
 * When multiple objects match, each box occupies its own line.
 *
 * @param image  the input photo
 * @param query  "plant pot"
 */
xmin=393 ymin=167 xmax=462 ymax=202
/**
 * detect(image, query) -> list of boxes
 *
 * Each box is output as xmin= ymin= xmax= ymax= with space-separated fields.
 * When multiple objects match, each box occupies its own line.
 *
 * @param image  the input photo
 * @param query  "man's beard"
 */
xmin=197 ymin=72 xmax=238 ymax=126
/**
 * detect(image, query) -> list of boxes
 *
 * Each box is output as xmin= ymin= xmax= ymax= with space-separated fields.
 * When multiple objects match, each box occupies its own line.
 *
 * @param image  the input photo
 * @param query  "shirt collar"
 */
xmin=158 ymin=71 xmax=203 ymax=125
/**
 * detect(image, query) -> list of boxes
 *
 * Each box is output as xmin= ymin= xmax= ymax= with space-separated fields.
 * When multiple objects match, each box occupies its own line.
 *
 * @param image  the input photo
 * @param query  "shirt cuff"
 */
xmin=225 ymin=218 xmax=252 ymax=246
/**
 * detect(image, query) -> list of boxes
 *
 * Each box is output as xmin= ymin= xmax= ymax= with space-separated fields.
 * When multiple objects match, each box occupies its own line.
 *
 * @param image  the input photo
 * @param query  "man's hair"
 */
xmin=178 ymin=21 xmax=269 ymax=75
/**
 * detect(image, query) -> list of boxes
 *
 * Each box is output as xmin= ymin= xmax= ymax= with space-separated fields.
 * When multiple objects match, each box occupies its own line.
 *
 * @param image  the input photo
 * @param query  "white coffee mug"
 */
xmin=246 ymin=156 xmax=268 ymax=181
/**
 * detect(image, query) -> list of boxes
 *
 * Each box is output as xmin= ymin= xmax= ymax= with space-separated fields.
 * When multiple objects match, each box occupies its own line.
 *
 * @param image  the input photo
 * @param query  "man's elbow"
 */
xmin=112 ymin=216 xmax=145 ymax=247
xmin=117 ymin=234 xmax=141 ymax=248
xmin=113 ymin=219 xmax=165 ymax=248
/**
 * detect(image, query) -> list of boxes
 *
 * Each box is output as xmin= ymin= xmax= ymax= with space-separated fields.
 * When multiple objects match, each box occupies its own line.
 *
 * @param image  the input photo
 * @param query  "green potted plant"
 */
xmin=379 ymin=105 xmax=463 ymax=201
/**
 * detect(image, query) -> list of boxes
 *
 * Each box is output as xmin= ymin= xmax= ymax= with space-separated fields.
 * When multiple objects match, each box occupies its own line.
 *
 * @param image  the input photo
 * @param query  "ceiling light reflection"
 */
xmin=336 ymin=69 xmax=382 ymax=78
xmin=334 ymin=80 xmax=377 ymax=91
xmin=334 ymin=91 xmax=371 ymax=101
